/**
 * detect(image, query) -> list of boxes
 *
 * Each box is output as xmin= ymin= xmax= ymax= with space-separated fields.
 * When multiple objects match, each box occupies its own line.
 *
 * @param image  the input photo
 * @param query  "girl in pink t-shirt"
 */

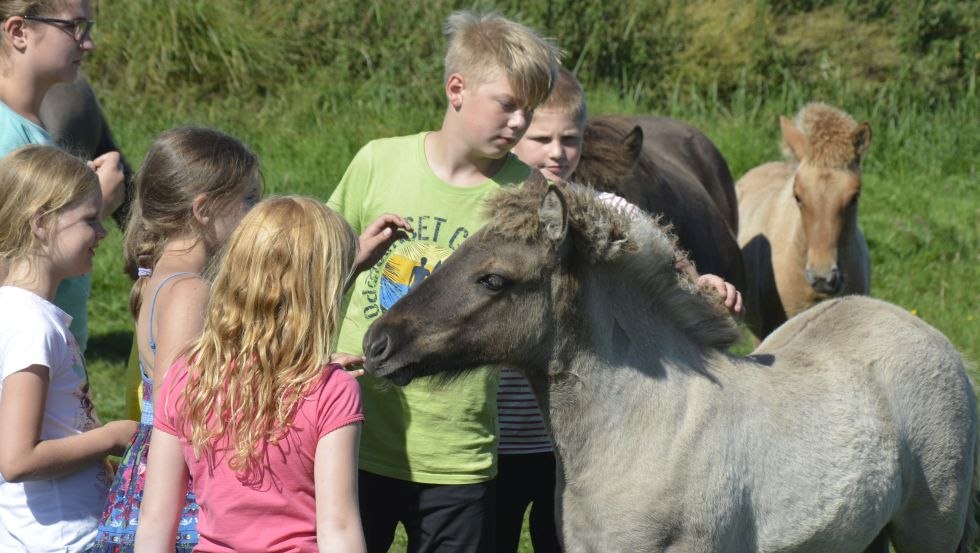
xmin=135 ymin=197 xmax=369 ymax=552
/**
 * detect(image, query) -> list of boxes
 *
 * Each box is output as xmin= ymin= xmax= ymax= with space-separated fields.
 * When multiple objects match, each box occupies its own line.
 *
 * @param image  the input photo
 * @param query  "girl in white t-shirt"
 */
xmin=0 ymin=144 xmax=138 ymax=552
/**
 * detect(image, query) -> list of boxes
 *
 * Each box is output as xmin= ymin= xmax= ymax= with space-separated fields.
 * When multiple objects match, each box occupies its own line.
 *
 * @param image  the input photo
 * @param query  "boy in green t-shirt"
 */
xmin=327 ymin=10 xmax=561 ymax=553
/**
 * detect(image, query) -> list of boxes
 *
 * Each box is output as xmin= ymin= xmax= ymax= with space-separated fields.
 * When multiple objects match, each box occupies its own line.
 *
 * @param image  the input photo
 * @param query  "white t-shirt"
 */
xmin=0 ymin=286 xmax=109 ymax=552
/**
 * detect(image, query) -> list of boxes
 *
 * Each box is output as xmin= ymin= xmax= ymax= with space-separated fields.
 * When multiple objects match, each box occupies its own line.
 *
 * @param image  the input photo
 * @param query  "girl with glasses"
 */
xmin=0 ymin=0 xmax=124 ymax=353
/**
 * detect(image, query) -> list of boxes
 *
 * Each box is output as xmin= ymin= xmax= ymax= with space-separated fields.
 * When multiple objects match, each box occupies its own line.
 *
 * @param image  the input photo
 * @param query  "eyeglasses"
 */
xmin=22 ymin=15 xmax=94 ymax=42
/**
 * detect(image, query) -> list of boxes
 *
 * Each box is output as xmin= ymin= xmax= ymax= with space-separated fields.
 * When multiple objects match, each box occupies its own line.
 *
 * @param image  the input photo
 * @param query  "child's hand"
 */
xmin=355 ymin=213 xmax=412 ymax=275
xmin=329 ymin=352 xmax=365 ymax=378
xmin=697 ymin=274 xmax=744 ymax=317
xmin=103 ymin=420 xmax=139 ymax=456
xmin=89 ymin=151 xmax=126 ymax=218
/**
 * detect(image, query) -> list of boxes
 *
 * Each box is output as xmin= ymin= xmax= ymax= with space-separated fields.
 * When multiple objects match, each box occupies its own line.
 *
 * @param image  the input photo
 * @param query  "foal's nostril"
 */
xmin=805 ymin=266 xmax=843 ymax=295
xmin=365 ymin=332 xmax=391 ymax=362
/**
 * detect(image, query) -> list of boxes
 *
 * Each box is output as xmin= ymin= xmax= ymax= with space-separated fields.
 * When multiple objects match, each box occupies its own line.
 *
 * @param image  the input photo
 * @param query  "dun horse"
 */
xmin=363 ymin=178 xmax=976 ymax=552
xmin=737 ymin=103 xmax=871 ymax=337
xmin=574 ymin=115 xmax=745 ymax=291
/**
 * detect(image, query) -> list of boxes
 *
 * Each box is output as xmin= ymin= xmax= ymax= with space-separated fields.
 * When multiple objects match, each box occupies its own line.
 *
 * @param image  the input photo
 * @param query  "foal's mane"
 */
xmin=483 ymin=177 xmax=740 ymax=350
xmin=784 ymin=102 xmax=862 ymax=168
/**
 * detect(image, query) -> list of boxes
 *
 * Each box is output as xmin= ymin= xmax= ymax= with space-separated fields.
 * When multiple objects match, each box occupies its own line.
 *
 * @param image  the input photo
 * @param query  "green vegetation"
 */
xmin=79 ymin=1 xmax=976 ymax=550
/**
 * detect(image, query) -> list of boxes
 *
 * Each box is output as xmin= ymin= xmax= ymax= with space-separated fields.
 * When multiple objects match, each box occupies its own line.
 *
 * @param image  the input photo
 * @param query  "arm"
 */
xmin=133 ymin=428 xmax=188 ymax=552
xmin=315 ymin=423 xmax=366 ymax=553
xmin=150 ymin=276 xmax=209 ymax=405
xmin=0 ymin=366 xmax=136 ymax=482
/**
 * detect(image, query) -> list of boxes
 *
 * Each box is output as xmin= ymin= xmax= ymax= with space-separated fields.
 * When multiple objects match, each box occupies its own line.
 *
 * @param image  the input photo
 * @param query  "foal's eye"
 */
xmin=478 ymin=274 xmax=508 ymax=291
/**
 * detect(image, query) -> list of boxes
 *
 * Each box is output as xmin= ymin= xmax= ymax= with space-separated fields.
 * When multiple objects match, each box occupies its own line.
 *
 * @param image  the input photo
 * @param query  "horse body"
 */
xmin=738 ymin=103 xmax=871 ymax=337
xmin=548 ymin=273 xmax=952 ymax=552
xmin=363 ymin=179 xmax=976 ymax=552
xmin=575 ymin=115 xmax=745 ymax=290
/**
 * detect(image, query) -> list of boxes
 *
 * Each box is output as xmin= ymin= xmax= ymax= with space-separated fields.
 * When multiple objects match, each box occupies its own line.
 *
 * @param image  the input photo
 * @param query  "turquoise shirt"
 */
xmin=0 ymin=100 xmax=92 ymax=352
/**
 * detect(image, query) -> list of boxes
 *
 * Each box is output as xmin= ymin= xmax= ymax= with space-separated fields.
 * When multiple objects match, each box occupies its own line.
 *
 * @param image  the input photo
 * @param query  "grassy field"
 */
xmin=75 ymin=1 xmax=977 ymax=550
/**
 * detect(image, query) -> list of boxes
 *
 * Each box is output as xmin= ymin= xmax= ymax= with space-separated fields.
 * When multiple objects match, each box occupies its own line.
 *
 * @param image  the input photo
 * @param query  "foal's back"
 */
xmin=734 ymin=296 xmax=975 ymax=551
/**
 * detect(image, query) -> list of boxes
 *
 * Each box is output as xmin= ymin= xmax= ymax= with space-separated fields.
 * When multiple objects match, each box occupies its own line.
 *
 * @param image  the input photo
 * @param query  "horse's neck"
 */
xmin=537 ymin=267 xmax=721 ymax=472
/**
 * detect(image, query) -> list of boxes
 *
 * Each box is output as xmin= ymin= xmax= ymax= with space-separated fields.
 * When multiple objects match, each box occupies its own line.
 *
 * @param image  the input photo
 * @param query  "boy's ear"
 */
xmin=446 ymin=73 xmax=465 ymax=111
xmin=191 ymin=194 xmax=211 ymax=226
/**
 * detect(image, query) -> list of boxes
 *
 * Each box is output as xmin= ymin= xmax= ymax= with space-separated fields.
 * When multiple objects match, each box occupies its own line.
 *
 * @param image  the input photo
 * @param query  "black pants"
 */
xmin=495 ymin=452 xmax=562 ymax=553
xmin=358 ymin=470 xmax=496 ymax=553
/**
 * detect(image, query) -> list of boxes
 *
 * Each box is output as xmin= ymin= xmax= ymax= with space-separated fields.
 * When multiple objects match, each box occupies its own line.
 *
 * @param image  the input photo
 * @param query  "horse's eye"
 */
xmin=793 ymin=192 xmax=802 ymax=205
xmin=478 ymin=274 xmax=508 ymax=291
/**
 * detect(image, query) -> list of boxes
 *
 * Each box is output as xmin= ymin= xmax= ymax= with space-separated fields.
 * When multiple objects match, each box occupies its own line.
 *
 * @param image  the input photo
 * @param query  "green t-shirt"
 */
xmin=328 ymin=132 xmax=530 ymax=484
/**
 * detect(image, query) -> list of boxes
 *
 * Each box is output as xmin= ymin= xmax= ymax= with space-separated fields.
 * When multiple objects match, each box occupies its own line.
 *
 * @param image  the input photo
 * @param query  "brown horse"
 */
xmin=574 ymin=115 xmax=745 ymax=291
xmin=737 ymin=103 xmax=871 ymax=337
xmin=362 ymin=178 xmax=977 ymax=552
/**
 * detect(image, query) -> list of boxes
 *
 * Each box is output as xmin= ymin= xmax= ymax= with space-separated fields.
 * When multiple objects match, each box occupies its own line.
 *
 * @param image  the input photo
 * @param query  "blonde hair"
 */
xmin=443 ymin=11 xmax=562 ymax=109
xmin=539 ymin=66 xmax=587 ymax=126
xmin=180 ymin=196 xmax=357 ymax=484
xmin=0 ymin=144 xmax=98 ymax=267
xmin=123 ymin=126 xmax=260 ymax=318
xmin=0 ymin=1 xmax=70 ymax=59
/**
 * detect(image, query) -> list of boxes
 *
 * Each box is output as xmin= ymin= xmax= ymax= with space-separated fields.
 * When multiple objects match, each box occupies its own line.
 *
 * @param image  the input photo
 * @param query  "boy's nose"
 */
xmin=508 ymin=110 xmax=528 ymax=130
xmin=547 ymin=141 xmax=563 ymax=160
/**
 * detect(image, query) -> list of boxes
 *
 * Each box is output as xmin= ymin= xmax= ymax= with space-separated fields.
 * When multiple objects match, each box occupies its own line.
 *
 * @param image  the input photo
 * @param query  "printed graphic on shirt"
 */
xmin=68 ymin=338 xmax=100 ymax=431
xmin=360 ymin=241 xmax=452 ymax=321
xmin=379 ymin=242 xmax=451 ymax=311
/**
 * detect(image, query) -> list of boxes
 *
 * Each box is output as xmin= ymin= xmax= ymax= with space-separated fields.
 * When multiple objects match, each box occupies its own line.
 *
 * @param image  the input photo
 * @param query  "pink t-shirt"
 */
xmin=155 ymin=359 xmax=364 ymax=552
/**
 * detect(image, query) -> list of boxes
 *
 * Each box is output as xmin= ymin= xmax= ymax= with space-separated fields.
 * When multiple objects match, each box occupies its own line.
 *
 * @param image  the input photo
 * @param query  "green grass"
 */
xmin=75 ymin=1 xmax=977 ymax=550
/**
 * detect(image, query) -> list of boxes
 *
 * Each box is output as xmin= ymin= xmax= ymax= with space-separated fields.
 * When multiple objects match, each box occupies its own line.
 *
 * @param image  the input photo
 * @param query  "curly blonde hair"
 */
xmin=180 ymin=196 xmax=357 ymax=484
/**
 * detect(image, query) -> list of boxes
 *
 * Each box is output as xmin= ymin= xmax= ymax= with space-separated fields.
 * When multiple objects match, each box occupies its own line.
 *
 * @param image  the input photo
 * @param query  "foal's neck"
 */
xmin=538 ymin=270 xmax=721 ymax=470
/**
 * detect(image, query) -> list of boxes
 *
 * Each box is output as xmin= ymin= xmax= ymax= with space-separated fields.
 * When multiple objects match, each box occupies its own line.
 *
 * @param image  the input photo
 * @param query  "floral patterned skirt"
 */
xmin=90 ymin=421 xmax=198 ymax=552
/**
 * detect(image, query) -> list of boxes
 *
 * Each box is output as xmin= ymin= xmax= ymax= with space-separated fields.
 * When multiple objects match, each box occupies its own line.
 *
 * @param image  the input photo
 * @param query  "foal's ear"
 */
xmin=852 ymin=122 xmax=872 ymax=159
xmin=539 ymin=187 xmax=568 ymax=243
xmin=623 ymin=126 xmax=643 ymax=164
xmin=779 ymin=116 xmax=808 ymax=161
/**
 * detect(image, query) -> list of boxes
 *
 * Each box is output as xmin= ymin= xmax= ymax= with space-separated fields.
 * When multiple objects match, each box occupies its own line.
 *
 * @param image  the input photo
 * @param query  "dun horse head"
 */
xmin=362 ymin=177 xmax=738 ymax=386
xmin=781 ymin=103 xmax=871 ymax=295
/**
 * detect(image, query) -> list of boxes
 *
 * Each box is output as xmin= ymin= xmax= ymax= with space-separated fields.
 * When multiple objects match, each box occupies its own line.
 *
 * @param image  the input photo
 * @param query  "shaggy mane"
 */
xmin=483 ymin=176 xmax=740 ymax=350
xmin=784 ymin=102 xmax=861 ymax=168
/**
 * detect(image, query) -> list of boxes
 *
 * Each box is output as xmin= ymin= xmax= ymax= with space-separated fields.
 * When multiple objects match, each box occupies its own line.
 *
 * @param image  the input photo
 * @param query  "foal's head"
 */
xmin=363 ymin=177 xmax=737 ymax=386
xmin=781 ymin=102 xmax=871 ymax=295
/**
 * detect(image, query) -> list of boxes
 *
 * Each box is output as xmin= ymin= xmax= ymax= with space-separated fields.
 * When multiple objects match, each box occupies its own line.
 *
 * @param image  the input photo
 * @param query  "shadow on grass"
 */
xmin=86 ymin=330 xmax=134 ymax=365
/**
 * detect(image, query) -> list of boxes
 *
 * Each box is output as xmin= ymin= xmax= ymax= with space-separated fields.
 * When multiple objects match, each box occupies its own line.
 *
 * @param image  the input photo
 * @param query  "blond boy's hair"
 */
xmin=180 ymin=196 xmax=357 ymax=485
xmin=540 ymin=67 xmax=587 ymax=126
xmin=443 ymin=11 xmax=562 ymax=109
xmin=0 ymin=145 xmax=98 ymax=266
